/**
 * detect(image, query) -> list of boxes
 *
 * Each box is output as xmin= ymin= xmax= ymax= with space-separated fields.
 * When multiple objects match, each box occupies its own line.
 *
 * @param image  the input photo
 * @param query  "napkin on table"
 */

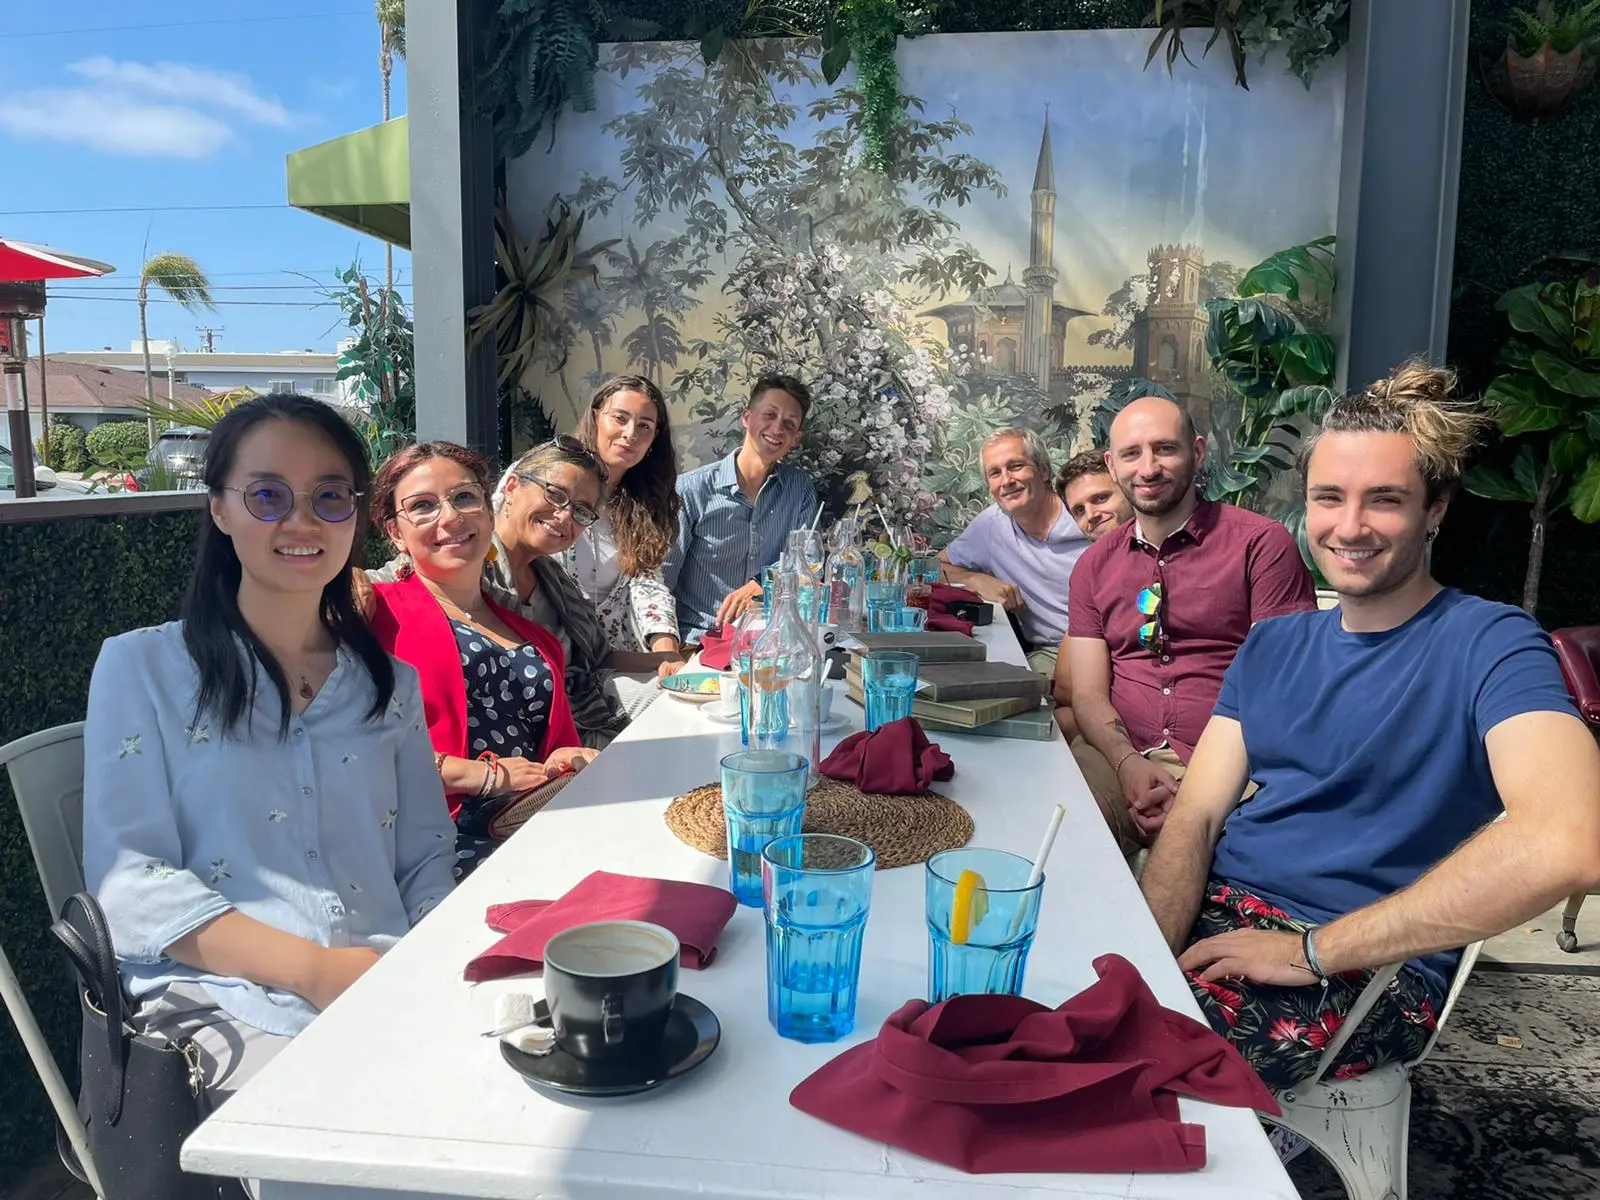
xmin=819 ymin=716 xmax=954 ymax=794
xmin=465 ymin=870 xmax=737 ymax=981
xmin=926 ymin=613 xmax=975 ymax=636
xmin=789 ymin=953 xmax=1280 ymax=1175
xmin=696 ymin=626 xmax=734 ymax=671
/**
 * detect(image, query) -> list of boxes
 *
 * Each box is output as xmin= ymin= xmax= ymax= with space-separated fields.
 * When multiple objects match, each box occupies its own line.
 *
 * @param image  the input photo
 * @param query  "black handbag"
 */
xmin=50 ymin=892 xmax=247 ymax=1200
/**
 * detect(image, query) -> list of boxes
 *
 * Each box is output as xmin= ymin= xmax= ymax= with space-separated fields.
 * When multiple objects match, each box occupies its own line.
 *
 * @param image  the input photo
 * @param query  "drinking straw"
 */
xmin=811 ymin=500 xmax=825 ymax=529
xmin=875 ymin=503 xmax=899 ymax=548
xmin=1009 ymin=804 xmax=1065 ymax=939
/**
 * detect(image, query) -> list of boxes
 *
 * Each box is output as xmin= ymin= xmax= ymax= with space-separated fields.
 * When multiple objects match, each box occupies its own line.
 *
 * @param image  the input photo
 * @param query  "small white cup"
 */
xmin=816 ymin=681 xmax=835 ymax=721
xmin=715 ymin=670 xmax=742 ymax=717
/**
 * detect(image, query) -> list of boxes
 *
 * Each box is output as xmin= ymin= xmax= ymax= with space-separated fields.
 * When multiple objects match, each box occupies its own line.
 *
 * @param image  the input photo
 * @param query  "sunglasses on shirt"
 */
xmin=1136 ymin=581 xmax=1167 ymax=652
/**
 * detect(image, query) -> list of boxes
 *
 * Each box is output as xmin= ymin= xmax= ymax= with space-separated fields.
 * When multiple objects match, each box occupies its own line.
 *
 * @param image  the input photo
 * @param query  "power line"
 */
xmin=0 ymin=11 xmax=369 ymax=39
xmin=47 ymin=294 xmax=343 ymax=309
xmin=0 ymin=204 xmax=293 ymax=215
xmin=63 ymin=284 xmax=411 ymax=292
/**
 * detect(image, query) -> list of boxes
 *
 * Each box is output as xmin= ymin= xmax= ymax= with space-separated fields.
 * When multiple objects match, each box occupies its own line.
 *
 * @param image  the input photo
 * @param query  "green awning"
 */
xmin=286 ymin=117 xmax=411 ymax=249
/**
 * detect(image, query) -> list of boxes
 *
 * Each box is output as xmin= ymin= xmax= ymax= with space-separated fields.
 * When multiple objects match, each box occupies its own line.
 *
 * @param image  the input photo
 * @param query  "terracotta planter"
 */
xmin=1485 ymin=42 xmax=1597 ymax=120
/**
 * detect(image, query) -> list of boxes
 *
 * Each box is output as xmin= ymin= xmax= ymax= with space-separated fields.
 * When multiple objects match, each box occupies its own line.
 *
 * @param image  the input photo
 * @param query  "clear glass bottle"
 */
xmin=826 ymin=518 xmax=866 ymax=634
xmin=731 ymin=604 xmax=770 ymax=746
xmin=749 ymin=569 xmax=823 ymax=782
xmin=788 ymin=528 xmax=827 ymax=623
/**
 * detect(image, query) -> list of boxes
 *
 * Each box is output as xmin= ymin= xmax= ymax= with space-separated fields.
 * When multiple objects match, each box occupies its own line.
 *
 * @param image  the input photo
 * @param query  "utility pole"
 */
xmin=195 ymin=325 xmax=223 ymax=353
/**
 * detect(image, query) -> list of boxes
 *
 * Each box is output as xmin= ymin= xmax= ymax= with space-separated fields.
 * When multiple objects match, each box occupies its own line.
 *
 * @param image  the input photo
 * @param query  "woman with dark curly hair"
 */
xmin=564 ymin=375 xmax=684 ymax=653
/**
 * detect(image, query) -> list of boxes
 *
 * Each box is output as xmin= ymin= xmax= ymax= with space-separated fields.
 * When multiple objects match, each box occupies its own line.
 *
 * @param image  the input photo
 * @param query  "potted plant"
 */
xmin=1463 ymin=260 xmax=1600 ymax=617
xmin=1484 ymin=0 xmax=1600 ymax=120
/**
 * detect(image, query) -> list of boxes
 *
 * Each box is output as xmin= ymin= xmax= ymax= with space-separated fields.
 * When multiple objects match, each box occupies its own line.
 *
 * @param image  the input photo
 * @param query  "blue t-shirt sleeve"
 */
xmin=1212 ymin=632 xmax=1255 ymax=721
xmin=1472 ymin=609 xmax=1580 ymax=740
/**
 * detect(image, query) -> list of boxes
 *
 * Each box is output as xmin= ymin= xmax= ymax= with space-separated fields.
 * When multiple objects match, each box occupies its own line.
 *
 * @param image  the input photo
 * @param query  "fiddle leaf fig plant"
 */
xmin=1464 ymin=262 xmax=1600 ymax=616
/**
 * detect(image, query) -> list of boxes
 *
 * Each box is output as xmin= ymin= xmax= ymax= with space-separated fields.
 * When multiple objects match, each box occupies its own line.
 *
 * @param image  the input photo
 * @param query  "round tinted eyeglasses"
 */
xmin=224 ymin=480 xmax=362 ymax=524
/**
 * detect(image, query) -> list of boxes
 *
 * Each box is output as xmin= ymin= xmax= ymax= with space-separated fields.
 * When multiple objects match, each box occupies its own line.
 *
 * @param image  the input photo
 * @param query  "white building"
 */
xmin=50 ymin=341 xmax=346 ymax=403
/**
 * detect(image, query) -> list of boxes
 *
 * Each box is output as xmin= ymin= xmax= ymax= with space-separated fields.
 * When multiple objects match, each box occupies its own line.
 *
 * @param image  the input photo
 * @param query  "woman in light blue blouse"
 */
xmin=82 ymin=393 xmax=457 ymax=1116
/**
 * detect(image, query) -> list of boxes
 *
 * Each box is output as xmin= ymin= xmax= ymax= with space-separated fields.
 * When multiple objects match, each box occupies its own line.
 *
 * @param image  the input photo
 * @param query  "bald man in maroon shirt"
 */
xmin=1067 ymin=397 xmax=1316 ymax=858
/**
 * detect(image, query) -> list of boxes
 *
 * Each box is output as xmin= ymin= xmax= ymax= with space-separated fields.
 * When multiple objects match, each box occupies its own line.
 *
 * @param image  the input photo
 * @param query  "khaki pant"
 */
xmin=1071 ymin=738 xmax=1186 ymax=858
xmin=1025 ymin=643 xmax=1059 ymax=677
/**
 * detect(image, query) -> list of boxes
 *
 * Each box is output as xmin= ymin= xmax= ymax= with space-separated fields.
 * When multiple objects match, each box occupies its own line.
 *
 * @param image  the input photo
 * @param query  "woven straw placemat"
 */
xmin=664 ymin=777 xmax=973 ymax=870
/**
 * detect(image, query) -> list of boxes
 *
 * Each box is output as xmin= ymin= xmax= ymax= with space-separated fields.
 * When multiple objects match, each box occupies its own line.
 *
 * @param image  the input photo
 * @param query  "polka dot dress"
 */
xmin=449 ymin=619 xmax=556 ymax=879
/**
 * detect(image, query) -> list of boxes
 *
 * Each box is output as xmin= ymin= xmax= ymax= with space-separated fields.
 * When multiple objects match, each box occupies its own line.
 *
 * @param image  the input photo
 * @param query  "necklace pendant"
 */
xmin=298 ymin=676 xmax=315 ymax=701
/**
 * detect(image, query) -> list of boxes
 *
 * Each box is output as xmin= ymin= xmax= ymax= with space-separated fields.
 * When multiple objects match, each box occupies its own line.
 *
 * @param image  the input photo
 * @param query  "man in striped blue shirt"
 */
xmin=666 ymin=375 xmax=819 ymax=642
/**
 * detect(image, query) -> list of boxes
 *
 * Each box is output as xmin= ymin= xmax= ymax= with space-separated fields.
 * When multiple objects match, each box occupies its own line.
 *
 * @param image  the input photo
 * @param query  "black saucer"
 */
xmin=499 ymin=993 xmax=721 ymax=1097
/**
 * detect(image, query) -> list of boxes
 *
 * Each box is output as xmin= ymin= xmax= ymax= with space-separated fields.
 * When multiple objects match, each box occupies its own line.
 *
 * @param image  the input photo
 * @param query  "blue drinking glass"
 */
xmin=880 ymin=607 xmax=927 ymax=633
xmin=863 ymin=651 xmax=919 ymax=731
xmin=925 ymin=848 xmax=1043 ymax=1004
xmin=762 ymin=833 xmax=876 ymax=1042
xmin=721 ymin=751 xmax=809 ymax=907
xmin=866 ymin=581 xmax=907 ymax=632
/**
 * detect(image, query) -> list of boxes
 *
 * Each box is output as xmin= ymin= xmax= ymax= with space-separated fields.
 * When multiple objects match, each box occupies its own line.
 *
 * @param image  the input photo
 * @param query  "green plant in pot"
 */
xmin=1464 ymin=261 xmax=1600 ymax=617
xmin=1485 ymin=0 xmax=1600 ymax=120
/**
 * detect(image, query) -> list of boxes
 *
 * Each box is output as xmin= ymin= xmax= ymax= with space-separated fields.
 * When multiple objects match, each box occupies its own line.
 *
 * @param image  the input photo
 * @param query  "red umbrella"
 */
xmin=0 ymin=238 xmax=115 ymax=283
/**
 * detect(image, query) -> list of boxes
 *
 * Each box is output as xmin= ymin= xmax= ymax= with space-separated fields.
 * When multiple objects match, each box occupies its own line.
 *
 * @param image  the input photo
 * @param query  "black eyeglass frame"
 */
xmin=222 ymin=481 xmax=362 ymax=524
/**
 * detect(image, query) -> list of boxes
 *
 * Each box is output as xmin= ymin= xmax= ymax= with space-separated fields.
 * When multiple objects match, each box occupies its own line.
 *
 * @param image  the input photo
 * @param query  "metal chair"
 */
xmin=1551 ymin=626 xmax=1600 ymax=953
xmin=1264 ymin=940 xmax=1485 ymax=1200
xmin=1 ymin=721 xmax=104 ymax=1197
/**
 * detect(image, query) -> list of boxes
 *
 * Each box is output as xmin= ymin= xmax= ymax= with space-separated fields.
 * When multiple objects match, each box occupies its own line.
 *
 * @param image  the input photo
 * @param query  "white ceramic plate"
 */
xmin=660 ymin=671 xmax=722 ymax=704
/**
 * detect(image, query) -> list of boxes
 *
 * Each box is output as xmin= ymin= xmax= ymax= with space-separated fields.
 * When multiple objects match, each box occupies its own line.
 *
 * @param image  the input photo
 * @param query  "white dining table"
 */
xmin=182 ymin=608 xmax=1296 ymax=1200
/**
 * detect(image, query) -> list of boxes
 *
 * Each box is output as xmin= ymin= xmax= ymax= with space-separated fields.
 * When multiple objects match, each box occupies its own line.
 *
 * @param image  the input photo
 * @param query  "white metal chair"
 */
xmin=1263 ymin=938 xmax=1485 ymax=1200
xmin=1 ymin=721 xmax=105 ymax=1197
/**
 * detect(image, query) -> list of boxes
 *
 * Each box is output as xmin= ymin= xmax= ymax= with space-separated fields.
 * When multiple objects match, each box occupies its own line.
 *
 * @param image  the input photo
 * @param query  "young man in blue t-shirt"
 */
xmin=1139 ymin=361 xmax=1600 ymax=1092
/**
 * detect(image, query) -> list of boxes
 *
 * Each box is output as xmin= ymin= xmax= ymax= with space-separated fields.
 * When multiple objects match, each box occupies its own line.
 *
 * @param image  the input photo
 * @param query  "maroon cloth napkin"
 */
xmin=819 ymin=717 xmax=954 ymax=794
xmin=926 ymin=612 xmax=975 ymax=635
xmin=465 ymin=871 xmax=737 ymax=981
xmin=696 ymin=627 xmax=733 ymax=671
xmin=790 ymin=953 xmax=1279 ymax=1175
xmin=930 ymin=583 xmax=982 ymax=612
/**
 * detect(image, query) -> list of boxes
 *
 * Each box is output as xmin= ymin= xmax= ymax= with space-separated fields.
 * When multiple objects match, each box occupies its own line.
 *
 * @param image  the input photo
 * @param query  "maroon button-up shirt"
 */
xmin=1067 ymin=500 xmax=1316 ymax=762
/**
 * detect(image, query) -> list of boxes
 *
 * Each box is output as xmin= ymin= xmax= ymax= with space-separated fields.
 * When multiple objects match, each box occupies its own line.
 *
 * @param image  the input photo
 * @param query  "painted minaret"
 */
xmin=1021 ymin=108 xmax=1059 ymax=391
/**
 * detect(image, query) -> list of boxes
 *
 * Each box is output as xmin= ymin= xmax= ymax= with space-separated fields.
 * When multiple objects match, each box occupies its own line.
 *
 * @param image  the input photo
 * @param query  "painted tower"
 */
xmin=1021 ymin=111 xmax=1059 ymax=391
xmin=1132 ymin=244 xmax=1212 ymax=427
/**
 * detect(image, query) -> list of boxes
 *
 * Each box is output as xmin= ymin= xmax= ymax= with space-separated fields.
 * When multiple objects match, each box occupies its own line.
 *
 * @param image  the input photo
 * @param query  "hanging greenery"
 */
xmin=1145 ymin=0 xmax=1350 ymax=89
xmin=820 ymin=0 xmax=922 ymax=170
xmin=478 ymin=0 xmax=610 ymax=159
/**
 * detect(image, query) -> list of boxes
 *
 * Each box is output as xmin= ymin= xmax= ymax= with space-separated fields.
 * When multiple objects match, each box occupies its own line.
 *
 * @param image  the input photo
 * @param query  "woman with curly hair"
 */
xmin=563 ymin=375 xmax=684 ymax=653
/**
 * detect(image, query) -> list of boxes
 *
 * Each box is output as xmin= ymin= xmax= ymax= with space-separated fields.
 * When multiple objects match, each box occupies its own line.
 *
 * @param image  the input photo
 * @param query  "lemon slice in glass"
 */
xmin=949 ymin=868 xmax=989 ymax=945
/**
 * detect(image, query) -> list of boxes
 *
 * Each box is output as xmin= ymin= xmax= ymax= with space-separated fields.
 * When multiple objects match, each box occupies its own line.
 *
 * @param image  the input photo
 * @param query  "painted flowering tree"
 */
xmin=542 ymin=37 xmax=1029 ymax=535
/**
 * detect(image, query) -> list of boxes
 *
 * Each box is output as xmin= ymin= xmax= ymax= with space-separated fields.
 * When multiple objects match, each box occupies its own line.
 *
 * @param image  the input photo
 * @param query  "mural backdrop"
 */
xmin=508 ymin=29 xmax=1345 ymax=539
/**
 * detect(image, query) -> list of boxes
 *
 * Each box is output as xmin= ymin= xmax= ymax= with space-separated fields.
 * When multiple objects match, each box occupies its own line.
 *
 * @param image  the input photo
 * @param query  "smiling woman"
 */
xmin=366 ymin=442 xmax=590 ymax=880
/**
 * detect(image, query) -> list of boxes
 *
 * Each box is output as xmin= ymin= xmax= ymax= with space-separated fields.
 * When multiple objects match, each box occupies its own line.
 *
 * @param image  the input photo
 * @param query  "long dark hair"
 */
xmin=575 ymin=375 xmax=681 ymax=575
xmin=182 ymin=392 xmax=394 ymax=738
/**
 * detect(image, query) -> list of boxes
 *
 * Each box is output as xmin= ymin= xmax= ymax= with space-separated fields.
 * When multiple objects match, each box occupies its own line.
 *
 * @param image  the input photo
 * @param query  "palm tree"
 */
xmin=138 ymin=253 xmax=215 ymax=436
xmin=377 ymin=0 xmax=407 ymax=306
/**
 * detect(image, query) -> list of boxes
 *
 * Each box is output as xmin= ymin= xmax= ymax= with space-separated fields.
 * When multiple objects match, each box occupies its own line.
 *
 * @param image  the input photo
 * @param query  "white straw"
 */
xmin=875 ymin=503 xmax=898 ymax=548
xmin=810 ymin=500 xmax=825 ymax=530
xmin=1010 ymin=804 xmax=1065 ymax=939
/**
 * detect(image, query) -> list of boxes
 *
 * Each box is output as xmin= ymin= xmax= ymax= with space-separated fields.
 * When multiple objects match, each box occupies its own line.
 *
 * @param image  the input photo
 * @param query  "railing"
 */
xmin=0 ymin=489 xmax=208 ymax=527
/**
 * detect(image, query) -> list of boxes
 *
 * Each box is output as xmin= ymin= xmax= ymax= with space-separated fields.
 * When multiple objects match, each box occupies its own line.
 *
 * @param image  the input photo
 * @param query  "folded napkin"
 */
xmin=465 ymin=871 xmax=737 ymax=981
xmin=790 ymin=953 xmax=1278 ymax=1175
xmin=697 ymin=626 xmax=734 ymax=671
xmin=926 ymin=613 xmax=975 ymax=636
xmin=929 ymin=583 xmax=982 ymax=612
xmin=819 ymin=716 xmax=954 ymax=794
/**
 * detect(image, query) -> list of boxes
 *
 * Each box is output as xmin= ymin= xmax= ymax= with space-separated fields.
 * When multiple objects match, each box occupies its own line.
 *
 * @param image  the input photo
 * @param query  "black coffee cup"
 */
xmin=543 ymin=921 xmax=680 ymax=1062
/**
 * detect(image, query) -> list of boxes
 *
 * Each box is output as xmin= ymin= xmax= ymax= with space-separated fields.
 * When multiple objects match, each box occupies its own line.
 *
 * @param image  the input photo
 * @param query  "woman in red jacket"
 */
xmin=368 ymin=441 xmax=595 ymax=878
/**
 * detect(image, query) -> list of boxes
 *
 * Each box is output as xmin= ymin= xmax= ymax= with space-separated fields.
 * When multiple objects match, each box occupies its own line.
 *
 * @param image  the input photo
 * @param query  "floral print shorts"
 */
xmin=1185 ymin=880 xmax=1440 ymax=1092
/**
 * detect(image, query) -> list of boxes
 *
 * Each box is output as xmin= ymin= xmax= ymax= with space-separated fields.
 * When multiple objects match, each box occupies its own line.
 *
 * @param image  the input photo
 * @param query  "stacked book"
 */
xmin=844 ymin=632 xmax=1056 ymax=741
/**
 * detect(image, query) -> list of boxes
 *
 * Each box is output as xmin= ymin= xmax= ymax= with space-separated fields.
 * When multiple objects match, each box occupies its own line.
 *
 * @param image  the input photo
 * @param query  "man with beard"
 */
xmin=1140 ymin=362 xmax=1600 ymax=1094
xmin=1049 ymin=449 xmax=1134 ymax=739
xmin=939 ymin=428 xmax=1090 ymax=674
xmin=666 ymin=374 xmax=819 ymax=642
xmin=1068 ymin=396 xmax=1315 ymax=855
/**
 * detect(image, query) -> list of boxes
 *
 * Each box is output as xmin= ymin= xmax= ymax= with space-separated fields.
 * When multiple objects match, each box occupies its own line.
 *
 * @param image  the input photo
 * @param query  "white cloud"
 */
xmin=69 ymin=57 xmax=293 ymax=128
xmin=0 ymin=58 xmax=297 ymax=159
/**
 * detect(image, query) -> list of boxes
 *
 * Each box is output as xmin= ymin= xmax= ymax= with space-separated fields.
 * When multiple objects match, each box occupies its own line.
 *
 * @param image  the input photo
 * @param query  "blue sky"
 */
xmin=0 ymin=2 xmax=408 ymax=355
